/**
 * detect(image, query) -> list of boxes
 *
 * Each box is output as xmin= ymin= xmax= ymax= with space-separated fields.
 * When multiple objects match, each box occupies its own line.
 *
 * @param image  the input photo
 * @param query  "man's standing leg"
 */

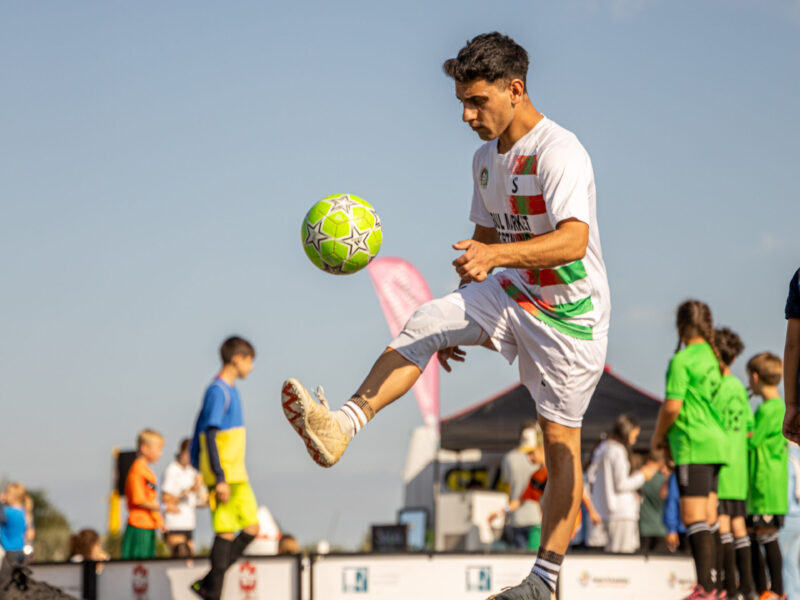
xmin=531 ymin=419 xmax=582 ymax=592
xmin=489 ymin=418 xmax=582 ymax=600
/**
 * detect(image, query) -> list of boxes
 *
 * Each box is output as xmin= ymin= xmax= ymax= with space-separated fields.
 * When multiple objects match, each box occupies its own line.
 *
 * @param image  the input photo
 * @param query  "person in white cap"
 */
xmin=500 ymin=423 xmax=544 ymax=549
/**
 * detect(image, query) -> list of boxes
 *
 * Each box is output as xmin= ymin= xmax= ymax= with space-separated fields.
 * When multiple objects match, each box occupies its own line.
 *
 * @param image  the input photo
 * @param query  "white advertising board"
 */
xmin=29 ymin=563 xmax=83 ymax=598
xmin=96 ymin=557 xmax=299 ymax=600
xmin=311 ymin=554 xmax=534 ymax=599
xmin=559 ymin=554 xmax=696 ymax=600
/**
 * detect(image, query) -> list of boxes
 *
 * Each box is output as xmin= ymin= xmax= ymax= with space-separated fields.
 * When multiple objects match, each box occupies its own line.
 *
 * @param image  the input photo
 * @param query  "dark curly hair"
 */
xmin=714 ymin=327 xmax=744 ymax=367
xmin=443 ymin=32 xmax=529 ymax=88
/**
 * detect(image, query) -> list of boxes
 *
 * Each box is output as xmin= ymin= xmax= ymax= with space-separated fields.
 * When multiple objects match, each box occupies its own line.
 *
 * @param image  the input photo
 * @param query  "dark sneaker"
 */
xmin=189 ymin=579 xmax=212 ymax=599
xmin=1 ymin=559 xmax=79 ymax=600
xmin=488 ymin=574 xmax=554 ymax=600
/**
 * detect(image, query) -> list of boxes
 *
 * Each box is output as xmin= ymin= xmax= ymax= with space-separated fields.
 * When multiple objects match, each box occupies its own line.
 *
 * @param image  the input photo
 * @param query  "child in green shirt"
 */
xmin=651 ymin=300 xmax=726 ymax=599
xmin=712 ymin=327 xmax=756 ymax=598
xmin=746 ymin=352 xmax=788 ymax=599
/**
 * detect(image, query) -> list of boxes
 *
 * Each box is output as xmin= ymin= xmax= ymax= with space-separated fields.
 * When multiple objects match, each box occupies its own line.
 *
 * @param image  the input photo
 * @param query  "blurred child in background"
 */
xmin=0 ymin=483 xmax=29 ymax=565
xmin=746 ymin=352 xmax=788 ymax=600
xmin=122 ymin=429 xmax=165 ymax=560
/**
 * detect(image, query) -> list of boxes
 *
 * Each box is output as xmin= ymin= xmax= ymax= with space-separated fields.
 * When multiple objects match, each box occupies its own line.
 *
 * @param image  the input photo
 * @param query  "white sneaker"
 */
xmin=281 ymin=378 xmax=350 ymax=467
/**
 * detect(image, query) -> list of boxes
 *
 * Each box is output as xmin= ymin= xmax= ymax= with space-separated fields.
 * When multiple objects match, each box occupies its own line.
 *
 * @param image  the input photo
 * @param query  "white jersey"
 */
xmin=470 ymin=117 xmax=610 ymax=340
xmin=162 ymin=461 xmax=200 ymax=532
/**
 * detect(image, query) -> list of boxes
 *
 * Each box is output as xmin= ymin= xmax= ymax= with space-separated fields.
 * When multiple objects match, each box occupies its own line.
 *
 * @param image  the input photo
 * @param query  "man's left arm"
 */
xmin=453 ymin=143 xmax=591 ymax=281
xmin=453 ymin=220 xmax=588 ymax=282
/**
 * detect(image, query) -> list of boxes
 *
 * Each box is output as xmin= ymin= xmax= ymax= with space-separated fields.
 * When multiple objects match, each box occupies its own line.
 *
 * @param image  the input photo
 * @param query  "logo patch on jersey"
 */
xmin=506 ymin=174 xmax=540 ymax=196
xmin=479 ymin=167 xmax=488 ymax=188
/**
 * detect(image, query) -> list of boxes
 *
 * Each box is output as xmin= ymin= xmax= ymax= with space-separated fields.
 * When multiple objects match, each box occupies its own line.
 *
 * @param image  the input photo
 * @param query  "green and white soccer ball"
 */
xmin=301 ymin=194 xmax=383 ymax=275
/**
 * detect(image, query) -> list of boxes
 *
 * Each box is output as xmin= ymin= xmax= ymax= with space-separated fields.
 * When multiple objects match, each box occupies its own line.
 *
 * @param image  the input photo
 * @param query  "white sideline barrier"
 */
xmin=311 ymin=553 xmax=697 ymax=600
xmin=29 ymin=563 xmax=83 ymax=598
xmin=95 ymin=556 xmax=300 ymax=600
xmin=27 ymin=553 xmax=696 ymax=599
xmin=560 ymin=555 xmax=696 ymax=600
xmin=311 ymin=554 xmax=536 ymax=599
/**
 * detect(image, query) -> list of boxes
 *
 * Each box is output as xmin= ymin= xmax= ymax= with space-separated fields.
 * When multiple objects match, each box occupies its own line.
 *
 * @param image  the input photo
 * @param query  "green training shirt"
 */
xmin=747 ymin=396 xmax=788 ymax=515
xmin=713 ymin=374 xmax=753 ymax=500
xmin=665 ymin=341 xmax=727 ymax=465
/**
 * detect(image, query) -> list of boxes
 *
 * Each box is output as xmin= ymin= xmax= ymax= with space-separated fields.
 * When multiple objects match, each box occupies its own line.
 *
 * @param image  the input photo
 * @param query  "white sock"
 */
xmin=335 ymin=397 xmax=374 ymax=441
xmin=333 ymin=410 xmax=355 ymax=440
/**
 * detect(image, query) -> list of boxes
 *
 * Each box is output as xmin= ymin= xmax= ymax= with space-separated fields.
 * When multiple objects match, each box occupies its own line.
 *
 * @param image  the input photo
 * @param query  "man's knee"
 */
xmin=390 ymin=298 xmax=485 ymax=369
xmin=539 ymin=417 xmax=581 ymax=454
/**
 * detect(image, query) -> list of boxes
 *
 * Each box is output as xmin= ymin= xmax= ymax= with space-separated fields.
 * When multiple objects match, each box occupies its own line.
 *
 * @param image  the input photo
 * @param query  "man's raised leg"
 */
xmin=282 ymin=295 xmax=491 ymax=467
xmin=281 ymin=348 xmax=420 ymax=467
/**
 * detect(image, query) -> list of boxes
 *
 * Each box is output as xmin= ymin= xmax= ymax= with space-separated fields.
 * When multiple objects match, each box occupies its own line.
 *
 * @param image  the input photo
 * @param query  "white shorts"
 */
xmin=604 ymin=520 xmax=640 ymax=554
xmin=447 ymin=275 xmax=607 ymax=428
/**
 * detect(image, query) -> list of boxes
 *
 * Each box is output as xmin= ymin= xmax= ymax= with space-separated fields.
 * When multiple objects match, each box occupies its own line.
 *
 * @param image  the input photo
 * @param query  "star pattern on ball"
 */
xmin=341 ymin=223 xmax=371 ymax=258
xmin=331 ymin=195 xmax=360 ymax=215
xmin=304 ymin=218 xmax=325 ymax=254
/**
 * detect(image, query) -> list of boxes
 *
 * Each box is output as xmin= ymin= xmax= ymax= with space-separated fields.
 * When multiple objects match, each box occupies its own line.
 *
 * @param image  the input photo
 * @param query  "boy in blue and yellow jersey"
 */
xmin=190 ymin=336 xmax=258 ymax=600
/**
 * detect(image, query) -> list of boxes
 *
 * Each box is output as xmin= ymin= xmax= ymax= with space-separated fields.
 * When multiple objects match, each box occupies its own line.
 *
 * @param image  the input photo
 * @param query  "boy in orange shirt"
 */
xmin=122 ymin=429 xmax=165 ymax=559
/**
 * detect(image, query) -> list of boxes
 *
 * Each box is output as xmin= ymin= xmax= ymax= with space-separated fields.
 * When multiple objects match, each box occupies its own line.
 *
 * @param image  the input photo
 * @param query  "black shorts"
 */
xmin=166 ymin=530 xmax=194 ymax=541
xmin=718 ymin=499 xmax=747 ymax=519
xmin=747 ymin=514 xmax=785 ymax=530
xmin=677 ymin=463 xmax=721 ymax=497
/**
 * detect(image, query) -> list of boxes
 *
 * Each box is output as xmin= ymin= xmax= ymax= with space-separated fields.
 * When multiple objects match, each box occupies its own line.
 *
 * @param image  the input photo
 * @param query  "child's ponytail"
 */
xmin=676 ymin=299 xmax=722 ymax=371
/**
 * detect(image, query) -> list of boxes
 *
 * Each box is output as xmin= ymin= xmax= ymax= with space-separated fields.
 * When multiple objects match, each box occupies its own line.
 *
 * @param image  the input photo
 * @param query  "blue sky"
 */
xmin=1 ymin=1 xmax=799 ymax=550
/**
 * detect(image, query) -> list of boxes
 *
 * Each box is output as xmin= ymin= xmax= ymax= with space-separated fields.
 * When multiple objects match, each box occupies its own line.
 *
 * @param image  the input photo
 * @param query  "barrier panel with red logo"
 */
xmin=93 ymin=556 xmax=301 ymax=600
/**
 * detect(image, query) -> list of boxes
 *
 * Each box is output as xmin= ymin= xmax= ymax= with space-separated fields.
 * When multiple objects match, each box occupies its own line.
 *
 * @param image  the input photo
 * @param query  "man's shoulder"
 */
xmin=472 ymin=140 xmax=496 ymax=165
xmin=535 ymin=119 xmax=584 ymax=155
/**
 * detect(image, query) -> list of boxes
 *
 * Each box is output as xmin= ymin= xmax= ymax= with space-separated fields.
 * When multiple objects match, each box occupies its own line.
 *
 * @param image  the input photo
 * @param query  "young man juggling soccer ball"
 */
xmin=282 ymin=32 xmax=610 ymax=599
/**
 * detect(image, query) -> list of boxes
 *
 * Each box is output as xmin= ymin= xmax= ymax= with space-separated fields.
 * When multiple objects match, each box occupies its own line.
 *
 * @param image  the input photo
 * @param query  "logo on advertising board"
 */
xmin=465 ymin=566 xmax=491 ymax=592
xmin=342 ymin=567 xmax=368 ymax=593
xmin=668 ymin=571 xmax=694 ymax=589
xmin=238 ymin=561 xmax=257 ymax=599
xmin=576 ymin=570 xmax=629 ymax=589
xmin=132 ymin=564 xmax=148 ymax=600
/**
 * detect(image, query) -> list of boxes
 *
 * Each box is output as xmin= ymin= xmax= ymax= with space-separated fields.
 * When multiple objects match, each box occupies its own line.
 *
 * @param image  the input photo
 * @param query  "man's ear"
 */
xmin=509 ymin=78 xmax=525 ymax=105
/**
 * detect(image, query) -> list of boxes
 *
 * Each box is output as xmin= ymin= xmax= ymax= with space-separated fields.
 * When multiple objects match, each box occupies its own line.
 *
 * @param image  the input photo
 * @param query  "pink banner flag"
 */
xmin=367 ymin=257 xmax=440 ymax=427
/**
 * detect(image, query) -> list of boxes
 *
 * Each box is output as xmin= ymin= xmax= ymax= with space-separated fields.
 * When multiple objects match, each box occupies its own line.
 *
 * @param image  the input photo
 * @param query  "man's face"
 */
xmin=455 ymin=78 xmax=518 ymax=141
